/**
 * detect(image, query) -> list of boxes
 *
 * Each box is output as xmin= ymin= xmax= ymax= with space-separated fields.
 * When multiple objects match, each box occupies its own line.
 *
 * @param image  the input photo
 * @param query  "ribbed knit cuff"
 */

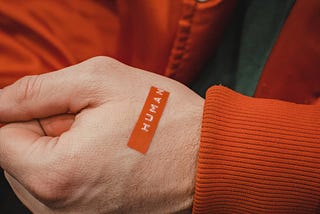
xmin=193 ymin=86 xmax=320 ymax=213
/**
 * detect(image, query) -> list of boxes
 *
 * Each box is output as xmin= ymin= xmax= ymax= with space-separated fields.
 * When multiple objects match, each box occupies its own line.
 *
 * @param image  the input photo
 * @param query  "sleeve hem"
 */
xmin=193 ymin=86 xmax=320 ymax=213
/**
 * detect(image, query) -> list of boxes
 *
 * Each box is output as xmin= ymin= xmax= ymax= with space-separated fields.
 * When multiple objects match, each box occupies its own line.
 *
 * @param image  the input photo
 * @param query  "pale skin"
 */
xmin=0 ymin=57 xmax=204 ymax=213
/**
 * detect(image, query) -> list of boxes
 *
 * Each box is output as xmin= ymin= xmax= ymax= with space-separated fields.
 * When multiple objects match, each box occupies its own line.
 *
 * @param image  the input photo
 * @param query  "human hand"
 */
xmin=0 ymin=57 xmax=204 ymax=213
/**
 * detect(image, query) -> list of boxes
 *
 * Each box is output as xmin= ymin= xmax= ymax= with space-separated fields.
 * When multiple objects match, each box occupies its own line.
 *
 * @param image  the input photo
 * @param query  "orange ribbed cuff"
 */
xmin=193 ymin=86 xmax=320 ymax=213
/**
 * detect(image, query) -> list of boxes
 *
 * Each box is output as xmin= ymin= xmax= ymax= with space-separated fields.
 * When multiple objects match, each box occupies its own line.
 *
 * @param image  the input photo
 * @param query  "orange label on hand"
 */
xmin=128 ymin=86 xmax=170 ymax=154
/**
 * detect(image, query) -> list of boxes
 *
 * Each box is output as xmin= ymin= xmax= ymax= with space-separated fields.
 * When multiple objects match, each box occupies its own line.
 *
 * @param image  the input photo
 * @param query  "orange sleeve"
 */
xmin=193 ymin=86 xmax=320 ymax=213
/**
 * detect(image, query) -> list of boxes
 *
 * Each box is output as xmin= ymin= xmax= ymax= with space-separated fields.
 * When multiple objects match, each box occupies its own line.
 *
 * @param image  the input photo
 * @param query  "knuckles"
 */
xmin=87 ymin=55 xmax=119 ymax=67
xmin=85 ymin=56 xmax=120 ymax=76
xmin=13 ymin=56 xmax=120 ymax=104
xmin=14 ymin=75 xmax=42 ymax=106
xmin=82 ymin=56 xmax=132 ymax=82
xmin=74 ymin=56 xmax=128 ymax=102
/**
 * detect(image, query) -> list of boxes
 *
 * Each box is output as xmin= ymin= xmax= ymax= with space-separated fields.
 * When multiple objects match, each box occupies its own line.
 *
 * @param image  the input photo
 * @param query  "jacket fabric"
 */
xmin=0 ymin=0 xmax=237 ymax=86
xmin=193 ymin=1 xmax=320 ymax=212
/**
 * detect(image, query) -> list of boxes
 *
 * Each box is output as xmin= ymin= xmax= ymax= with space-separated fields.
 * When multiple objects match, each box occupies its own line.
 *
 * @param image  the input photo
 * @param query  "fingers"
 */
xmin=0 ymin=118 xmax=78 ymax=209
xmin=0 ymin=57 xmax=106 ymax=123
xmin=39 ymin=114 xmax=75 ymax=137
xmin=0 ymin=121 xmax=55 ymax=184
xmin=0 ymin=120 xmax=72 ymax=207
xmin=0 ymin=114 xmax=74 ymax=177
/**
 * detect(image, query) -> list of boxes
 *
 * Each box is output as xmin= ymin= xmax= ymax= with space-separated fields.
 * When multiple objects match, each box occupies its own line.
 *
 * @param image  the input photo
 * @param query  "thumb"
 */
xmin=0 ymin=58 xmax=103 ymax=123
xmin=39 ymin=114 xmax=75 ymax=137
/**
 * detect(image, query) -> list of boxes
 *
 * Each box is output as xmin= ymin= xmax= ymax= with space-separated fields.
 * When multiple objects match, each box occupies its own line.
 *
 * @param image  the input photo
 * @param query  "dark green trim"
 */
xmin=191 ymin=0 xmax=295 ymax=97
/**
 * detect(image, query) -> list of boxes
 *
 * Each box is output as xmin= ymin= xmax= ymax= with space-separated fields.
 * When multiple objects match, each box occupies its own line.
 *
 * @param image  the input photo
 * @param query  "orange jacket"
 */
xmin=0 ymin=0 xmax=319 ymax=213
xmin=0 ymin=0 xmax=237 ymax=87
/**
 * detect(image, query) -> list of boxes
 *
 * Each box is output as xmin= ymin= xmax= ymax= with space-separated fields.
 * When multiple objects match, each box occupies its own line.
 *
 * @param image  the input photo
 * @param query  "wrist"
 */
xmin=122 ymin=85 xmax=204 ymax=213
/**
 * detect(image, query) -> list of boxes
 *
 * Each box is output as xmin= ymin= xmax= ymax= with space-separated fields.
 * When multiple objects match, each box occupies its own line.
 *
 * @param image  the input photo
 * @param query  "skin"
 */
xmin=0 ymin=56 xmax=204 ymax=213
